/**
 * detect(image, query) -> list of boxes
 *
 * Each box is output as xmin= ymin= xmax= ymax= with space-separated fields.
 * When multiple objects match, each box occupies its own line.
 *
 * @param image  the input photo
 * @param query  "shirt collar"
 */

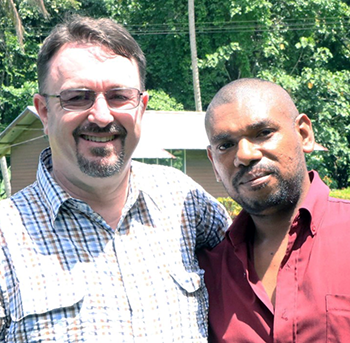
xmin=226 ymin=210 xmax=253 ymax=247
xmin=227 ymin=170 xmax=330 ymax=245
xmin=128 ymin=161 xmax=161 ymax=211
xmin=37 ymin=148 xmax=72 ymax=224
xmin=37 ymin=148 xmax=157 ymax=227
xmin=298 ymin=170 xmax=330 ymax=235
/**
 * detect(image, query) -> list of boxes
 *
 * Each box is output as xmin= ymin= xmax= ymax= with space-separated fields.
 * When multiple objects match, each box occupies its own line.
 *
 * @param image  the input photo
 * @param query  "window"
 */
xmin=133 ymin=149 xmax=186 ymax=172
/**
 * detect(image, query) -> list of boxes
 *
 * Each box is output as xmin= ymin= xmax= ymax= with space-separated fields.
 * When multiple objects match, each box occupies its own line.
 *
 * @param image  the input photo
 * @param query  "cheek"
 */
xmin=46 ymin=116 xmax=63 ymax=136
xmin=213 ymin=155 xmax=234 ymax=177
xmin=125 ymin=111 xmax=143 ymax=138
xmin=46 ymin=114 xmax=76 ymax=142
xmin=44 ymin=116 xmax=57 ymax=137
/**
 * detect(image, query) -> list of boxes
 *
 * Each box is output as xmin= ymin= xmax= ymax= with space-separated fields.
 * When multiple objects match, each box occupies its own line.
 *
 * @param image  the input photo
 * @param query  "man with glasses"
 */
xmin=0 ymin=15 xmax=229 ymax=342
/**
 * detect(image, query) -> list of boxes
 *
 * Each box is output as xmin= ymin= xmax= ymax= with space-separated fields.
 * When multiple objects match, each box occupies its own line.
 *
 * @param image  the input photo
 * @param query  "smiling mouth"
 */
xmin=81 ymin=134 xmax=117 ymax=143
xmin=243 ymin=174 xmax=267 ymax=183
xmin=238 ymin=171 xmax=272 ymax=187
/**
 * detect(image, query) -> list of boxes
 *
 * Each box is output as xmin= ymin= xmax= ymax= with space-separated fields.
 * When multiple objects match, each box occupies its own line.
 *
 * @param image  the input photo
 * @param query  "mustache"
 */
xmin=73 ymin=123 xmax=127 ymax=137
xmin=233 ymin=163 xmax=279 ymax=185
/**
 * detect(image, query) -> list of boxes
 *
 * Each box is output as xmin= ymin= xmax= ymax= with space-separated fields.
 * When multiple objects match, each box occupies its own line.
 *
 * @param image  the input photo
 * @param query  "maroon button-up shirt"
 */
xmin=198 ymin=171 xmax=350 ymax=342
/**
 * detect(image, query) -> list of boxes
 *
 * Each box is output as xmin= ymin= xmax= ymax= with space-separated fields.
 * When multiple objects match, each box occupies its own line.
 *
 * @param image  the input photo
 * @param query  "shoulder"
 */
xmin=0 ymin=198 xmax=18 ymax=221
xmin=328 ymin=196 xmax=350 ymax=205
xmin=130 ymin=161 xmax=228 ymax=220
xmin=327 ymin=196 xmax=350 ymax=220
xmin=3 ymin=182 xmax=39 ymax=210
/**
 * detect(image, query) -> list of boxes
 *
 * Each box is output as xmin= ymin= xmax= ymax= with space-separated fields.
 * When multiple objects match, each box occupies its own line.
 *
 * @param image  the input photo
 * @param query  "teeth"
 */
xmin=83 ymin=135 xmax=115 ymax=142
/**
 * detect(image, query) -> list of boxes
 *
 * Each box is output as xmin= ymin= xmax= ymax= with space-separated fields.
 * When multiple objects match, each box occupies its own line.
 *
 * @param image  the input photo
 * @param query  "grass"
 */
xmin=330 ymin=187 xmax=350 ymax=200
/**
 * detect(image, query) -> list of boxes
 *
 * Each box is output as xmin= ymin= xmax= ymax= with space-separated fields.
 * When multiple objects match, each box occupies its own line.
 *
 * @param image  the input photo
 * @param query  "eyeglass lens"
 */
xmin=59 ymin=88 xmax=141 ymax=111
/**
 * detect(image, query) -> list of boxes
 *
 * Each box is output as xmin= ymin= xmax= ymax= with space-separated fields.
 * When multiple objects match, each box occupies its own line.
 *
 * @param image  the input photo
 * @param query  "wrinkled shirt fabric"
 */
xmin=0 ymin=148 xmax=230 ymax=342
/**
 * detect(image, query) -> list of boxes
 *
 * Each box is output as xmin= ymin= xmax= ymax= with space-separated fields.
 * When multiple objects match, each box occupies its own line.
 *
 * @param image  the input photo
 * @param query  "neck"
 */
xmin=252 ymin=171 xmax=312 ymax=242
xmin=251 ymin=205 xmax=298 ymax=243
xmin=250 ymin=206 xmax=299 ymax=307
xmin=250 ymin=186 xmax=310 ymax=307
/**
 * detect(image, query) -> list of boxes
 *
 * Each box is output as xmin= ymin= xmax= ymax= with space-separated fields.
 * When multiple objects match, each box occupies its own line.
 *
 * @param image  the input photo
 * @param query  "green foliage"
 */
xmin=147 ymin=89 xmax=184 ymax=111
xmin=0 ymin=0 xmax=80 ymax=129
xmin=134 ymin=149 xmax=185 ymax=172
xmin=0 ymin=180 xmax=6 ymax=199
xmin=258 ymin=67 xmax=350 ymax=188
xmin=217 ymin=197 xmax=242 ymax=219
xmin=330 ymin=187 xmax=350 ymax=200
xmin=0 ymin=166 xmax=11 ymax=200
xmin=1 ymin=0 xmax=350 ymax=188
xmin=299 ymin=69 xmax=350 ymax=189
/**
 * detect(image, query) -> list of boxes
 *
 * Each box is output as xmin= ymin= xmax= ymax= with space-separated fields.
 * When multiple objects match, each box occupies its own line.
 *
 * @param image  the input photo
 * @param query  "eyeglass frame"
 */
xmin=42 ymin=87 xmax=144 ymax=112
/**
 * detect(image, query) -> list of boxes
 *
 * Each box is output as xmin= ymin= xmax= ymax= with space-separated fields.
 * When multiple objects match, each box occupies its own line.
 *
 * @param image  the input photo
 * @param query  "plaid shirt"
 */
xmin=0 ymin=148 xmax=229 ymax=342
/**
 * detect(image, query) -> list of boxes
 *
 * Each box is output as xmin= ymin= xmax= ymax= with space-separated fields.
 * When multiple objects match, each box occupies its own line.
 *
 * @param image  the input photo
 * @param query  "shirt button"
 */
xmin=281 ymin=310 xmax=288 ymax=321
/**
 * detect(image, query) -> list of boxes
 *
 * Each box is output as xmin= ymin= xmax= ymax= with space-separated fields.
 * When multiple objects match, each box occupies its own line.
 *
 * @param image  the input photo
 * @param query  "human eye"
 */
xmin=257 ymin=128 xmax=274 ymax=138
xmin=108 ymin=89 xmax=132 ymax=103
xmin=60 ymin=89 xmax=93 ymax=110
xmin=217 ymin=141 xmax=235 ymax=151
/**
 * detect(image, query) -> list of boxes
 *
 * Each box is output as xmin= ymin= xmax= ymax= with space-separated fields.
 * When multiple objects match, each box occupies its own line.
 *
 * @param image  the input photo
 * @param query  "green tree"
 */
xmin=196 ymin=0 xmax=350 ymax=187
xmin=106 ymin=0 xmax=350 ymax=187
xmin=0 ymin=0 xmax=49 ymax=49
xmin=1 ymin=0 xmax=350 ymax=187
xmin=0 ymin=0 xmax=80 ymax=130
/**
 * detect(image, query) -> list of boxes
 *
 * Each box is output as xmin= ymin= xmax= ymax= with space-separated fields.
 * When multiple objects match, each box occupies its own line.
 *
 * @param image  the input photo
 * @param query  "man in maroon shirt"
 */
xmin=198 ymin=78 xmax=350 ymax=342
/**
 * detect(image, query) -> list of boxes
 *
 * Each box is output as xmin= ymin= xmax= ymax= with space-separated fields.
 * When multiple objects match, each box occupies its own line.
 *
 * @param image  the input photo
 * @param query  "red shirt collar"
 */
xmin=227 ymin=171 xmax=330 ymax=245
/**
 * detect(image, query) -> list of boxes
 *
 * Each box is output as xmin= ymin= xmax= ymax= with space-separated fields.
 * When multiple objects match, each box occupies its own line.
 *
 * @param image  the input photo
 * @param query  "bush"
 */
xmin=330 ymin=188 xmax=350 ymax=200
xmin=217 ymin=197 xmax=242 ymax=219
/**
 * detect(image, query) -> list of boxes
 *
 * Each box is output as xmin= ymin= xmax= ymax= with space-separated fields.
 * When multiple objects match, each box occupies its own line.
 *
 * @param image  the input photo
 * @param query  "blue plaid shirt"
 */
xmin=0 ymin=148 xmax=229 ymax=342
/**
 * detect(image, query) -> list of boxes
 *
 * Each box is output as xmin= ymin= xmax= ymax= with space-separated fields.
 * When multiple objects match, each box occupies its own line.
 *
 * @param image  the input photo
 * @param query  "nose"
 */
xmin=87 ymin=93 xmax=114 ymax=127
xmin=234 ymin=138 xmax=262 ymax=167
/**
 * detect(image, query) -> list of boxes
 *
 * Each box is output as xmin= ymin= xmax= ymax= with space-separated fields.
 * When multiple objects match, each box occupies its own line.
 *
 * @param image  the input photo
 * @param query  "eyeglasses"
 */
xmin=42 ymin=88 xmax=143 ymax=112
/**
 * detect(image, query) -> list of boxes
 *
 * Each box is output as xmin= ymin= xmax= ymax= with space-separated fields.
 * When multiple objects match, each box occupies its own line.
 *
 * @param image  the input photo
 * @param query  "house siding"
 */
xmin=3 ymin=109 xmax=229 ymax=199
xmin=186 ymin=150 xmax=227 ymax=198
xmin=11 ymin=122 xmax=48 ymax=194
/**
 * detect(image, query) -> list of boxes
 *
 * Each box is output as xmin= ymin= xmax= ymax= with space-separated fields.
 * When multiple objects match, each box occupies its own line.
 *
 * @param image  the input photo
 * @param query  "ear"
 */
xmin=207 ymin=145 xmax=222 ymax=182
xmin=140 ymin=91 xmax=149 ymax=115
xmin=34 ymin=94 xmax=49 ymax=135
xmin=296 ymin=113 xmax=314 ymax=153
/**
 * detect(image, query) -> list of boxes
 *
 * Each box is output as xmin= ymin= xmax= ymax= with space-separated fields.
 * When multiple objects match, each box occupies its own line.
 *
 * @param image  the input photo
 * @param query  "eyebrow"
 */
xmin=210 ymin=132 xmax=233 ymax=144
xmin=210 ymin=119 xmax=277 ymax=144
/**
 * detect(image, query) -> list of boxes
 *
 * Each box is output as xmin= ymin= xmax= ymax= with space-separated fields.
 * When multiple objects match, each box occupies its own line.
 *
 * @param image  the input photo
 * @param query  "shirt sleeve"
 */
xmin=191 ymin=188 xmax=231 ymax=250
xmin=0 ymin=292 xmax=6 ymax=341
xmin=0 ymin=243 xmax=8 ymax=341
xmin=0 ymin=199 xmax=14 ymax=340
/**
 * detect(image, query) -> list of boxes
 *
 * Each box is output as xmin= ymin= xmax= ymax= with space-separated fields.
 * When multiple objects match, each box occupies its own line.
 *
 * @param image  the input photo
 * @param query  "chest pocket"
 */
xmin=0 ymin=201 xmax=86 ymax=322
xmin=326 ymin=294 xmax=350 ymax=343
xmin=170 ymin=267 xmax=204 ymax=294
xmin=10 ymin=264 xmax=86 ymax=322
xmin=169 ymin=265 xmax=208 ymax=336
xmin=6 ymin=259 xmax=86 ymax=343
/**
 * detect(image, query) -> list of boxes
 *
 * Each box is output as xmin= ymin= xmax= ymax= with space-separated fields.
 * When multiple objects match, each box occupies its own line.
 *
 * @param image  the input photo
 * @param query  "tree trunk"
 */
xmin=0 ymin=156 xmax=11 ymax=198
xmin=188 ymin=0 xmax=202 ymax=111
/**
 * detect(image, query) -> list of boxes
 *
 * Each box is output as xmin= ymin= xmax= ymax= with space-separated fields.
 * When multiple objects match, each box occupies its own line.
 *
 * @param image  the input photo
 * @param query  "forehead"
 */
xmin=207 ymin=98 xmax=292 ymax=140
xmin=47 ymin=43 xmax=141 ymax=88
